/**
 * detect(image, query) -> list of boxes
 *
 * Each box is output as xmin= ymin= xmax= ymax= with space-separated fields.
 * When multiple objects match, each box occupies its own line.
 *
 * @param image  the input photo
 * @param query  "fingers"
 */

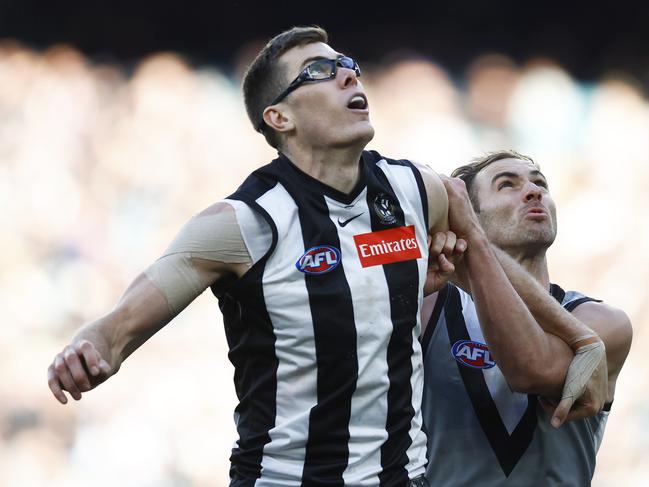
xmin=430 ymin=231 xmax=465 ymax=258
xmin=47 ymin=364 xmax=69 ymax=404
xmin=47 ymin=340 xmax=112 ymax=404
xmin=557 ymin=341 xmax=606 ymax=422
xmin=550 ymin=396 xmax=574 ymax=428
xmin=454 ymin=238 xmax=467 ymax=255
xmin=564 ymin=404 xmax=600 ymax=423
xmin=537 ymin=396 xmax=556 ymax=415
xmin=64 ymin=346 xmax=93 ymax=392
xmin=437 ymin=253 xmax=455 ymax=275
xmin=441 ymin=231 xmax=457 ymax=257
xmin=550 ymin=393 xmax=605 ymax=427
xmin=538 ymin=395 xmax=572 ymax=427
xmin=425 ymin=231 xmax=468 ymax=294
xmin=53 ymin=354 xmax=83 ymax=401
xmin=429 ymin=232 xmax=447 ymax=257
xmin=77 ymin=340 xmax=111 ymax=377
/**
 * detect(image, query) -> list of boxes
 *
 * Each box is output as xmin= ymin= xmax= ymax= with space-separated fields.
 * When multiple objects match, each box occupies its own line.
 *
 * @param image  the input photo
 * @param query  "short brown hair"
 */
xmin=451 ymin=150 xmax=535 ymax=211
xmin=242 ymin=26 xmax=328 ymax=149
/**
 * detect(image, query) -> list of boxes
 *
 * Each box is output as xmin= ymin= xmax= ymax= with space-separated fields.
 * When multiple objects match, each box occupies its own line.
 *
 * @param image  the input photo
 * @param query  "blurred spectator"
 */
xmin=0 ymin=40 xmax=646 ymax=487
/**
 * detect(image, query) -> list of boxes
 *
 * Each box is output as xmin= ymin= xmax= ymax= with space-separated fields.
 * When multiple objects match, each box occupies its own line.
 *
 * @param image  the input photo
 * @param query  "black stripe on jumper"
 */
xmin=368 ymin=166 xmax=421 ymax=487
xmin=420 ymin=283 xmax=451 ymax=356
xmin=445 ymin=286 xmax=537 ymax=477
xmin=285 ymin=185 xmax=359 ymax=487
xmin=219 ymin=179 xmax=280 ymax=487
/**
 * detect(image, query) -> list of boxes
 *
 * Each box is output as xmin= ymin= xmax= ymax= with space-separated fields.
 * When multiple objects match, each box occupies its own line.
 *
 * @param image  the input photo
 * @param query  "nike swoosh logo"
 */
xmin=338 ymin=212 xmax=364 ymax=227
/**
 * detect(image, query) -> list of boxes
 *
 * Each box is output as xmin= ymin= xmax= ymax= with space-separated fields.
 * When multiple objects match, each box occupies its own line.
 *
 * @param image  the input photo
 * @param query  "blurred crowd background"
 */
xmin=2 ymin=3 xmax=649 ymax=486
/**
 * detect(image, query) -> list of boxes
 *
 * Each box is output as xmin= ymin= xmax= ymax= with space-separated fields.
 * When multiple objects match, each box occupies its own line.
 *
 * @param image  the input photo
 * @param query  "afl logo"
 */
xmin=451 ymin=340 xmax=496 ymax=369
xmin=373 ymin=193 xmax=398 ymax=225
xmin=296 ymin=245 xmax=341 ymax=275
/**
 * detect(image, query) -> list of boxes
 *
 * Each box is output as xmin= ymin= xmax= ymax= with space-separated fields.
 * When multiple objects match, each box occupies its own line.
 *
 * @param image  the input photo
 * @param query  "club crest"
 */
xmin=373 ymin=193 xmax=398 ymax=225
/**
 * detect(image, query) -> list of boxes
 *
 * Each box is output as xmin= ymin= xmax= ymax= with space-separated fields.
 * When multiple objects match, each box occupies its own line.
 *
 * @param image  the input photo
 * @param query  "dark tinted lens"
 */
xmin=306 ymin=59 xmax=336 ymax=80
xmin=338 ymin=56 xmax=361 ymax=76
xmin=338 ymin=56 xmax=355 ymax=69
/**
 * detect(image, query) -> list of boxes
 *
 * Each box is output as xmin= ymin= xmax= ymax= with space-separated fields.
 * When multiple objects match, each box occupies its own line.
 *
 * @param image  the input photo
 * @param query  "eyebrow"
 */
xmin=491 ymin=169 xmax=547 ymax=185
xmin=491 ymin=171 xmax=518 ymax=185
xmin=299 ymin=54 xmax=339 ymax=70
xmin=299 ymin=56 xmax=326 ymax=70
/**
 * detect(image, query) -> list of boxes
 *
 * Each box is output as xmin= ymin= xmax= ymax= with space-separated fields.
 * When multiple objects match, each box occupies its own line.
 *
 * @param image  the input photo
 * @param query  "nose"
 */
xmin=523 ymin=181 xmax=543 ymax=202
xmin=338 ymin=66 xmax=358 ymax=88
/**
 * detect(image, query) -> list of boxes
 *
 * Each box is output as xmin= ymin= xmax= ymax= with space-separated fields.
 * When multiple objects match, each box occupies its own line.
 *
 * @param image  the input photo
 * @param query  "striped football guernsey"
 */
xmin=215 ymin=150 xmax=430 ymax=486
xmin=421 ymin=283 xmax=609 ymax=486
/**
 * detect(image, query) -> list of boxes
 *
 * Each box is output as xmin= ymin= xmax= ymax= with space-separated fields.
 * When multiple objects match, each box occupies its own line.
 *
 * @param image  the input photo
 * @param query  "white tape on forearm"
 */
xmin=560 ymin=341 xmax=606 ymax=402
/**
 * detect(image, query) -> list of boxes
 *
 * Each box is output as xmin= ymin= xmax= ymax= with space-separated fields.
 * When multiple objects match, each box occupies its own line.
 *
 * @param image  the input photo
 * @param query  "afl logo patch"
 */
xmin=373 ymin=193 xmax=398 ymax=225
xmin=451 ymin=340 xmax=496 ymax=369
xmin=296 ymin=245 xmax=341 ymax=274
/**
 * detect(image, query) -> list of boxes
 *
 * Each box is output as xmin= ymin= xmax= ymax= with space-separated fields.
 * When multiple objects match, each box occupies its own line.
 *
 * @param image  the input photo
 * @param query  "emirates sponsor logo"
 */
xmin=354 ymin=225 xmax=421 ymax=268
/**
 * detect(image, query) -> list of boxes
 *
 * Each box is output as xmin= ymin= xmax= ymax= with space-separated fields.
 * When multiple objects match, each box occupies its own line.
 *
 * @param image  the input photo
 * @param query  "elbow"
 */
xmin=506 ymin=372 xmax=539 ymax=394
xmin=504 ymin=360 xmax=561 ymax=395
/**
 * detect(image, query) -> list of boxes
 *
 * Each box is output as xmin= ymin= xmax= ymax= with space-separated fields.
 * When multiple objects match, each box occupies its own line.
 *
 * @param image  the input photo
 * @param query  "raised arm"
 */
xmin=413 ymin=162 xmax=467 ymax=302
xmin=442 ymin=176 xmax=613 ymax=426
xmin=567 ymin=301 xmax=632 ymax=406
xmin=47 ymin=202 xmax=252 ymax=404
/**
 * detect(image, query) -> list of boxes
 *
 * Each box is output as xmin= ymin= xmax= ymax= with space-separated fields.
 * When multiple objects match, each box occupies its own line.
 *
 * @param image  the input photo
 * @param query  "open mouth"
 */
xmin=347 ymin=94 xmax=368 ymax=110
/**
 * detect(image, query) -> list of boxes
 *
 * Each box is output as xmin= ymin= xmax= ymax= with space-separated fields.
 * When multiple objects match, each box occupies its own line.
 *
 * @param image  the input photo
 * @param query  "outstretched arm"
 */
xmin=47 ymin=202 xmax=252 ymax=404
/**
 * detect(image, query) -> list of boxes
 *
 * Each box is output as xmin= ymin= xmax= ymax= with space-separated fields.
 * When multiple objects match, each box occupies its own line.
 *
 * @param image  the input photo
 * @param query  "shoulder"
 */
xmin=163 ymin=201 xmax=246 ymax=258
xmin=164 ymin=199 xmax=270 ymax=264
xmin=411 ymin=160 xmax=448 ymax=232
xmin=410 ymin=161 xmax=445 ymax=194
xmin=570 ymin=300 xmax=632 ymax=343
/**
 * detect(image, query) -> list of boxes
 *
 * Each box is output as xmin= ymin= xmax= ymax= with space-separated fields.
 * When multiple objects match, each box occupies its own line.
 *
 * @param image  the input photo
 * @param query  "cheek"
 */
xmin=296 ymin=86 xmax=338 ymax=112
xmin=481 ymin=204 xmax=516 ymax=225
xmin=292 ymin=93 xmax=339 ymax=127
xmin=478 ymin=207 xmax=517 ymax=238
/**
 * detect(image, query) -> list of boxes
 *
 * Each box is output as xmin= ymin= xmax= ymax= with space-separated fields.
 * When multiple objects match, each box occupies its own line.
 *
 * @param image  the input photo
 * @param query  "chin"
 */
xmin=359 ymin=123 xmax=375 ymax=144
xmin=348 ymin=122 xmax=375 ymax=147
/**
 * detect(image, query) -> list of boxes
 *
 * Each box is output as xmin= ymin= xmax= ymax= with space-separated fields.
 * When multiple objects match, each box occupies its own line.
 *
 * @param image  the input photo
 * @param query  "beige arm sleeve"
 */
xmin=144 ymin=202 xmax=252 ymax=315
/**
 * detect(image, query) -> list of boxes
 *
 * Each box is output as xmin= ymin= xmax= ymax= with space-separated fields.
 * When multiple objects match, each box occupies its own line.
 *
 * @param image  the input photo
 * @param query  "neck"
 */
xmin=506 ymin=247 xmax=551 ymax=290
xmin=282 ymin=142 xmax=365 ymax=194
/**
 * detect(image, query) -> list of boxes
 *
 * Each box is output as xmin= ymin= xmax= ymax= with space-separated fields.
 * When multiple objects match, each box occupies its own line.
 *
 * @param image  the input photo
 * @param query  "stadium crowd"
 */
xmin=1 ymin=39 xmax=647 ymax=486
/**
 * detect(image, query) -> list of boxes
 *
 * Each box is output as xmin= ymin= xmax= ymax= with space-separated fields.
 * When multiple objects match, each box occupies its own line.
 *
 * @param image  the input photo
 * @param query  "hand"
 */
xmin=47 ymin=340 xmax=113 ymax=404
xmin=424 ymin=230 xmax=467 ymax=295
xmin=440 ymin=176 xmax=483 ymax=240
xmin=538 ymin=339 xmax=608 ymax=427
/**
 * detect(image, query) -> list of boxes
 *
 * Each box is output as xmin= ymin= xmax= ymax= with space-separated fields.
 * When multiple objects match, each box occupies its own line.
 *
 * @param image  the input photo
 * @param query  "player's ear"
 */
xmin=262 ymin=105 xmax=294 ymax=134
